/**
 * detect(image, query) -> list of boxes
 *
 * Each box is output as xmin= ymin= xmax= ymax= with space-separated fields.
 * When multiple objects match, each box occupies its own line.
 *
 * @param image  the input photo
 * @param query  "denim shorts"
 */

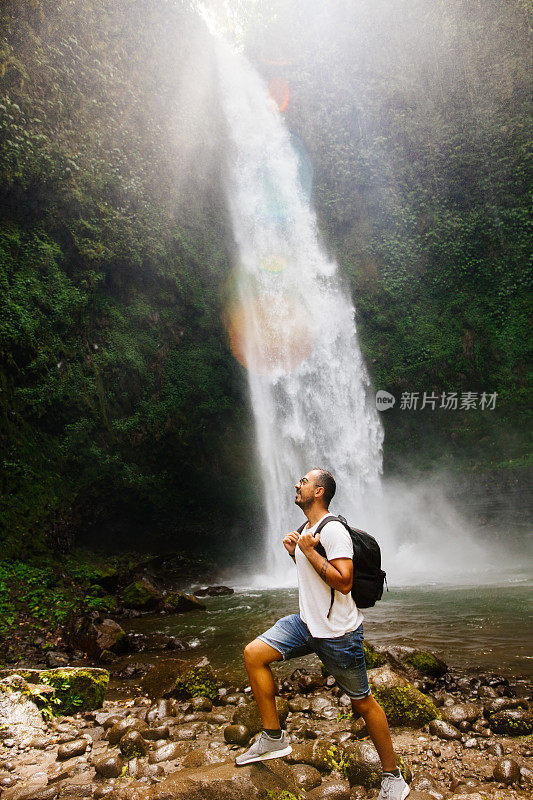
xmin=258 ymin=613 xmax=370 ymax=699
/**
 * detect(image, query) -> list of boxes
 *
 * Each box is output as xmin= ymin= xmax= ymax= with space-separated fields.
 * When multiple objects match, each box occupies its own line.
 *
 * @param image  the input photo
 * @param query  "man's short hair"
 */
xmin=312 ymin=468 xmax=336 ymax=506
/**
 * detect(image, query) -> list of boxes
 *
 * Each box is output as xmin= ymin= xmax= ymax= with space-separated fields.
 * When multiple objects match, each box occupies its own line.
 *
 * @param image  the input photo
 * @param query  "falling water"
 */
xmin=216 ymin=44 xmax=384 ymax=584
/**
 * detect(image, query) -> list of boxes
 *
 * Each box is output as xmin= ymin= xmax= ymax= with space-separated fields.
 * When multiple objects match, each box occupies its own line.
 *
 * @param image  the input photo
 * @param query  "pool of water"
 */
xmin=123 ymin=578 xmax=533 ymax=683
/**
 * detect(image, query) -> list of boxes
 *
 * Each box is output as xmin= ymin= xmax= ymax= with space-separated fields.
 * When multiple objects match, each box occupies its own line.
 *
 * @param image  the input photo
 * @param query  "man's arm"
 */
xmin=298 ymin=531 xmax=353 ymax=594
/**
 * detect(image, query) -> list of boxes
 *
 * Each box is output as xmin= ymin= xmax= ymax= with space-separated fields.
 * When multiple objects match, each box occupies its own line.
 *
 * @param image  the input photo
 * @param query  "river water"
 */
xmin=124 ymin=576 xmax=532 ymax=683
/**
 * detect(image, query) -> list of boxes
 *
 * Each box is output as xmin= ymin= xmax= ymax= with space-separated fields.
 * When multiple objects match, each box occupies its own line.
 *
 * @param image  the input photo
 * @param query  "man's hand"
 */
xmin=298 ymin=530 xmax=320 ymax=555
xmin=283 ymin=530 xmax=300 ymax=557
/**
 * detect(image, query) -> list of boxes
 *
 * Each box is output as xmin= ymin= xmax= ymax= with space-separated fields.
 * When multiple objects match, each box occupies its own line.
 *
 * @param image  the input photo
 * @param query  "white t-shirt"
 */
xmin=295 ymin=513 xmax=364 ymax=638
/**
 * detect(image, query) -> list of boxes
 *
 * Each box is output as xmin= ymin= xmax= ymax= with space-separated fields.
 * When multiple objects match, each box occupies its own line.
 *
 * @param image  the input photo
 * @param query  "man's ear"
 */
xmin=314 ymin=485 xmax=325 ymax=498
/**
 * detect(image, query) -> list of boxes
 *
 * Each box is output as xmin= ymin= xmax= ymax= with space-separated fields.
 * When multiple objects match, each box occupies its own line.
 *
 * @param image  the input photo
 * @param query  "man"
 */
xmin=236 ymin=468 xmax=410 ymax=800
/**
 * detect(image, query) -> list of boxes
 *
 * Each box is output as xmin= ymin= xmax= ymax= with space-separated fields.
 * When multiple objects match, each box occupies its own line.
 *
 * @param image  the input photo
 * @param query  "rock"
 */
xmin=63 ymin=616 xmax=127 ymax=660
xmin=493 ymin=758 xmax=521 ymax=785
xmin=428 ymin=719 xmax=462 ymax=740
xmin=45 ymin=651 xmax=70 ymax=668
xmin=233 ymin=696 xmax=289 ymax=735
xmin=141 ymin=657 xmax=218 ymax=702
xmin=130 ymin=760 xmax=298 ymax=799
xmin=93 ymin=753 xmax=124 ymax=778
xmin=193 ymin=585 xmax=234 ymax=597
xmin=289 ymin=696 xmax=311 ymax=713
xmin=119 ymin=729 xmax=148 ymax=759
xmin=145 ymin=698 xmax=176 ymax=722
xmin=126 ymin=633 xmax=173 ymax=652
xmin=298 ymin=673 xmax=326 ymax=693
xmin=107 ymin=717 xmax=148 ymax=745
xmin=410 ymin=773 xmax=446 ymax=799
xmin=223 ymin=724 xmax=250 ymax=746
xmin=165 ymin=591 xmax=207 ymax=612
xmin=189 ymin=696 xmax=212 ymax=712
xmin=342 ymin=740 xmax=383 ymax=788
xmin=485 ymin=742 xmax=504 ymax=757
xmin=489 ymin=708 xmax=533 ymax=736
xmin=368 ymin=666 xmax=439 ymax=727
xmin=9 ymin=787 xmax=59 ymax=800
xmin=441 ymin=703 xmax=480 ymax=726
xmin=310 ymin=695 xmax=338 ymax=719
xmin=122 ymin=578 xmax=163 ymax=610
xmin=306 ymin=780 xmax=351 ymax=799
xmin=286 ymin=739 xmax=338 ymax=771
xmin=291 ymin=763 xmax=323 ymax=790
xmin=483 ymin=697 xmax=526 ymax=717
xmin=400 ymin=649 xmax=447 ymax=678
xmin=142 ymin=724 xmax=170 ymax=741
xmin=0 ymin=675 xmax=46 ymax=742
xmin=57 ymin=738 xmax=88 ymax=760
xmin=38 ymin=668 xmax=109 ymax=713
xmin=173 ymin=726 xmax=197 ymax=741
xmin=363 ymin=641 xmax=386 ymax=669
xmin=148 ymin=742 xmax=185 ymax=763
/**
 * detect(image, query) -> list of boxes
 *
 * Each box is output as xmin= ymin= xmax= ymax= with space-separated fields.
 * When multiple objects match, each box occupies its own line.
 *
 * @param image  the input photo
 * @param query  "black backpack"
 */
xmin=297 ymin=514 xmax=387 ymax=617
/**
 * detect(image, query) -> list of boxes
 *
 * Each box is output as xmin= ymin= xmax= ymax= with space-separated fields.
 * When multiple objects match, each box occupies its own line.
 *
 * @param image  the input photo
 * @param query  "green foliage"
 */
xmin=0 ymin=0 xmax=254 ymax=557
xmin=174 ymin=664 xmax=219 ymax=702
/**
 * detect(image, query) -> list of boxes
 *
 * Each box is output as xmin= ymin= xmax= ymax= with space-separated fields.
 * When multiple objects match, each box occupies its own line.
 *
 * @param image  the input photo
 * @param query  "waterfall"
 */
xmin=216 ymin=43 xmax=384 ymax=584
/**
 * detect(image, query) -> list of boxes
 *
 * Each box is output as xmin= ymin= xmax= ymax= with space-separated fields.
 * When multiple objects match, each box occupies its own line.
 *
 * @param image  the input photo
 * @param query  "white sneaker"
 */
xmin=378 ymin=773 xmax=410 ymax=800
xmin=235 ymin=731 xmax=292 ymax=766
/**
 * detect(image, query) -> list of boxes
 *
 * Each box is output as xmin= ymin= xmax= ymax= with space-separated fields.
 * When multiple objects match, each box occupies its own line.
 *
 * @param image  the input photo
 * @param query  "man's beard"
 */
xmin=295 ymin=494 xmax=312 ymax=511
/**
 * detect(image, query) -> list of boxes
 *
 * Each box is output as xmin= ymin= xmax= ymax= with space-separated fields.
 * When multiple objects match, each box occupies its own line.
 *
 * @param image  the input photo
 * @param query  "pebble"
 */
xmin=57 ymin=738 xmax=88 ymax=760
xmin=223 ymin=724 xmax=250 ymax=746
xmin=493 ymin=757 xmax=521 ymax=785
xmin=93 ymin=753 xmax=124 ymax=778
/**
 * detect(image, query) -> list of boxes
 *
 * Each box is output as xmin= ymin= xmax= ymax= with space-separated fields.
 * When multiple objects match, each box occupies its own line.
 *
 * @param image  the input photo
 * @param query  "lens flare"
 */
xmin=260 ymin=255 xmax=287 ymax=274
xmin=268 ymin=77 xmax=290 ymax=112
xmin=227 ymin=293 xmax=312 ymax=376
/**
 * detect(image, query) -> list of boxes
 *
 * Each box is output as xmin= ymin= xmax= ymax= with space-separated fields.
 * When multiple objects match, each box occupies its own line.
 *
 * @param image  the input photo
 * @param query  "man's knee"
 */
xmin=244 ymin=638 xmax=281 ymax=668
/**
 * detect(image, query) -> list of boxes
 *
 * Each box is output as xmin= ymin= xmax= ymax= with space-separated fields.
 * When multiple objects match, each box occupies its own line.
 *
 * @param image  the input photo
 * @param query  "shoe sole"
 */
xmin=235 ymin=745 xmax=292 ymax=767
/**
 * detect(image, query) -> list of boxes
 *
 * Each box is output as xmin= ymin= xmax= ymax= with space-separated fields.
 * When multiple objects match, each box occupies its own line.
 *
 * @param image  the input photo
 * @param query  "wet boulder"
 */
xmin=63 ymin=615 xmax=126 ymax=660
xmin=57 ymin=738 xmax=88 ymax=760
xmin=343 ymin=741 xmax=411 ymax=789
xmin=286 ymin=739 xmax=338 ymax=771
xmin=363 ymin=641 xmax=386 ymax=669
xmin=441 ymin=702 xmax=481 ymax=727
xmin=164 ymin=591 xmax=206 ymax=613
xmin=93 ymin=753 xmax=124 ymax=778
xmin=38 ymin=667 xmax=109 ymax=713
xmin=193 ymin=585 xmax=234 ymax=597
xmin=291 ymin=763 xmax=323 ymax=791
xmin=141 ymin=661 xmax=182 ymax=700
xmin=223 ymin=724 xmax=250 ymax=746
xmin=368 ymin=666 xmax=440 ymax=727
xmin=493 ymin=758 xmax=521 ymax=785
xmin=232 ymin=696 xmax=289 ymax=736
xmin=483 ymin=697 xmax=527 ymax=718
xmin=400 ymin=649 xmax=447 ymax=678
xmin=489 ymin=708 xmax=533 ymax=736
xmin=0 ymin=675 xmax=46 ymax=743
xmin=122 ymin=578 xmax=163 ymax=610
xmin=141 ymin=657 xmax=218 ymax=702
xmin=119 ymin=729 xmax=148 ymax=759
xmin=306 ymin=780 xmax=351 ymax=799
xmin=107 ymin=716 xmax=148 ymax=745
xmin=428 ymin=719 xmax=462 ymax=740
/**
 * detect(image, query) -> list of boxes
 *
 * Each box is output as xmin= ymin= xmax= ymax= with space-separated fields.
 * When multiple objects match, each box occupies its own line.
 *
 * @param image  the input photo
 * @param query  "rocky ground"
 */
xmin=0 ymin=616 xmax=531 ymax=800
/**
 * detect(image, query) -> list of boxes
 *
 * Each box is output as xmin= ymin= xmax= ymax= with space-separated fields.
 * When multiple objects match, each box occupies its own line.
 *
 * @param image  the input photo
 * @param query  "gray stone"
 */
xmin=289 ymin=696 xmax=311 ymax=713
xmin=291 ymin=763 xmax=322 ymax=790
xmin=148 ymin=742 xmax=184 ymax=763
xmin=107 ymin=717 xmax=148 ymax=745
xmin=119 ymin=729 xmax=148 ymax=758
xmin=0 ymin=675 xmax=46 ymax=743
xmin=367 ymin=666 xmax=439 ymax=727
xmin=489 ymin=708 xmax=533 ymax=736
xmin=286 ymin=739 xmax=337 ymax=771
xmin=310 ymin=696 xmax=338 ymax=719
xmin=223 ymin=724 xmax=250 ymax=746
xmin=146 ymin=698 xmax=176 ymax=723
xmin=173 ymin=726 xmax=197 ymax=741
xmin=428 ymin=719 xmax=462 ymax=741
xmin=306 ymin=780 xmax=351 ymax=800
xmin=63 ymin=617 xmax=126 ymax=660
xmin=57 ymin=738 xmax=88 ymax=760
xmin=410 ymin=773 xmax=446 ymax=800
xmin=342 ymin=740 xmax=383 ymax=788
xmin=189 ymin=696 xmax=212 ymax=712
xmin=142 ymin=725 xmax=170 ymax=741
xmin=493 ymin=758 xmax=521 ymax=785
xmin=441 ymin=703 xmax=481 ymax=726
xmin=93 ymin=753 xmax=124 ymax=778
xmin=232 ymin=696 xmax=289 ymax=735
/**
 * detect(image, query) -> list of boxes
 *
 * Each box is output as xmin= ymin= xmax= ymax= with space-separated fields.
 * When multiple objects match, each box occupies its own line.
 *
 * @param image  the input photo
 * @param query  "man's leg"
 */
xmin=351 ymin=693 xmax=396 ymax=772
xmin=243 ymin=638 xmax=283 ymax=729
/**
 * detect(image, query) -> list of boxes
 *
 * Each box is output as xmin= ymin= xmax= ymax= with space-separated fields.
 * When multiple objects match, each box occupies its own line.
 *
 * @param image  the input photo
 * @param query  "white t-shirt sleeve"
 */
xmin=320 ymin=520 xmax=353 ymax=561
